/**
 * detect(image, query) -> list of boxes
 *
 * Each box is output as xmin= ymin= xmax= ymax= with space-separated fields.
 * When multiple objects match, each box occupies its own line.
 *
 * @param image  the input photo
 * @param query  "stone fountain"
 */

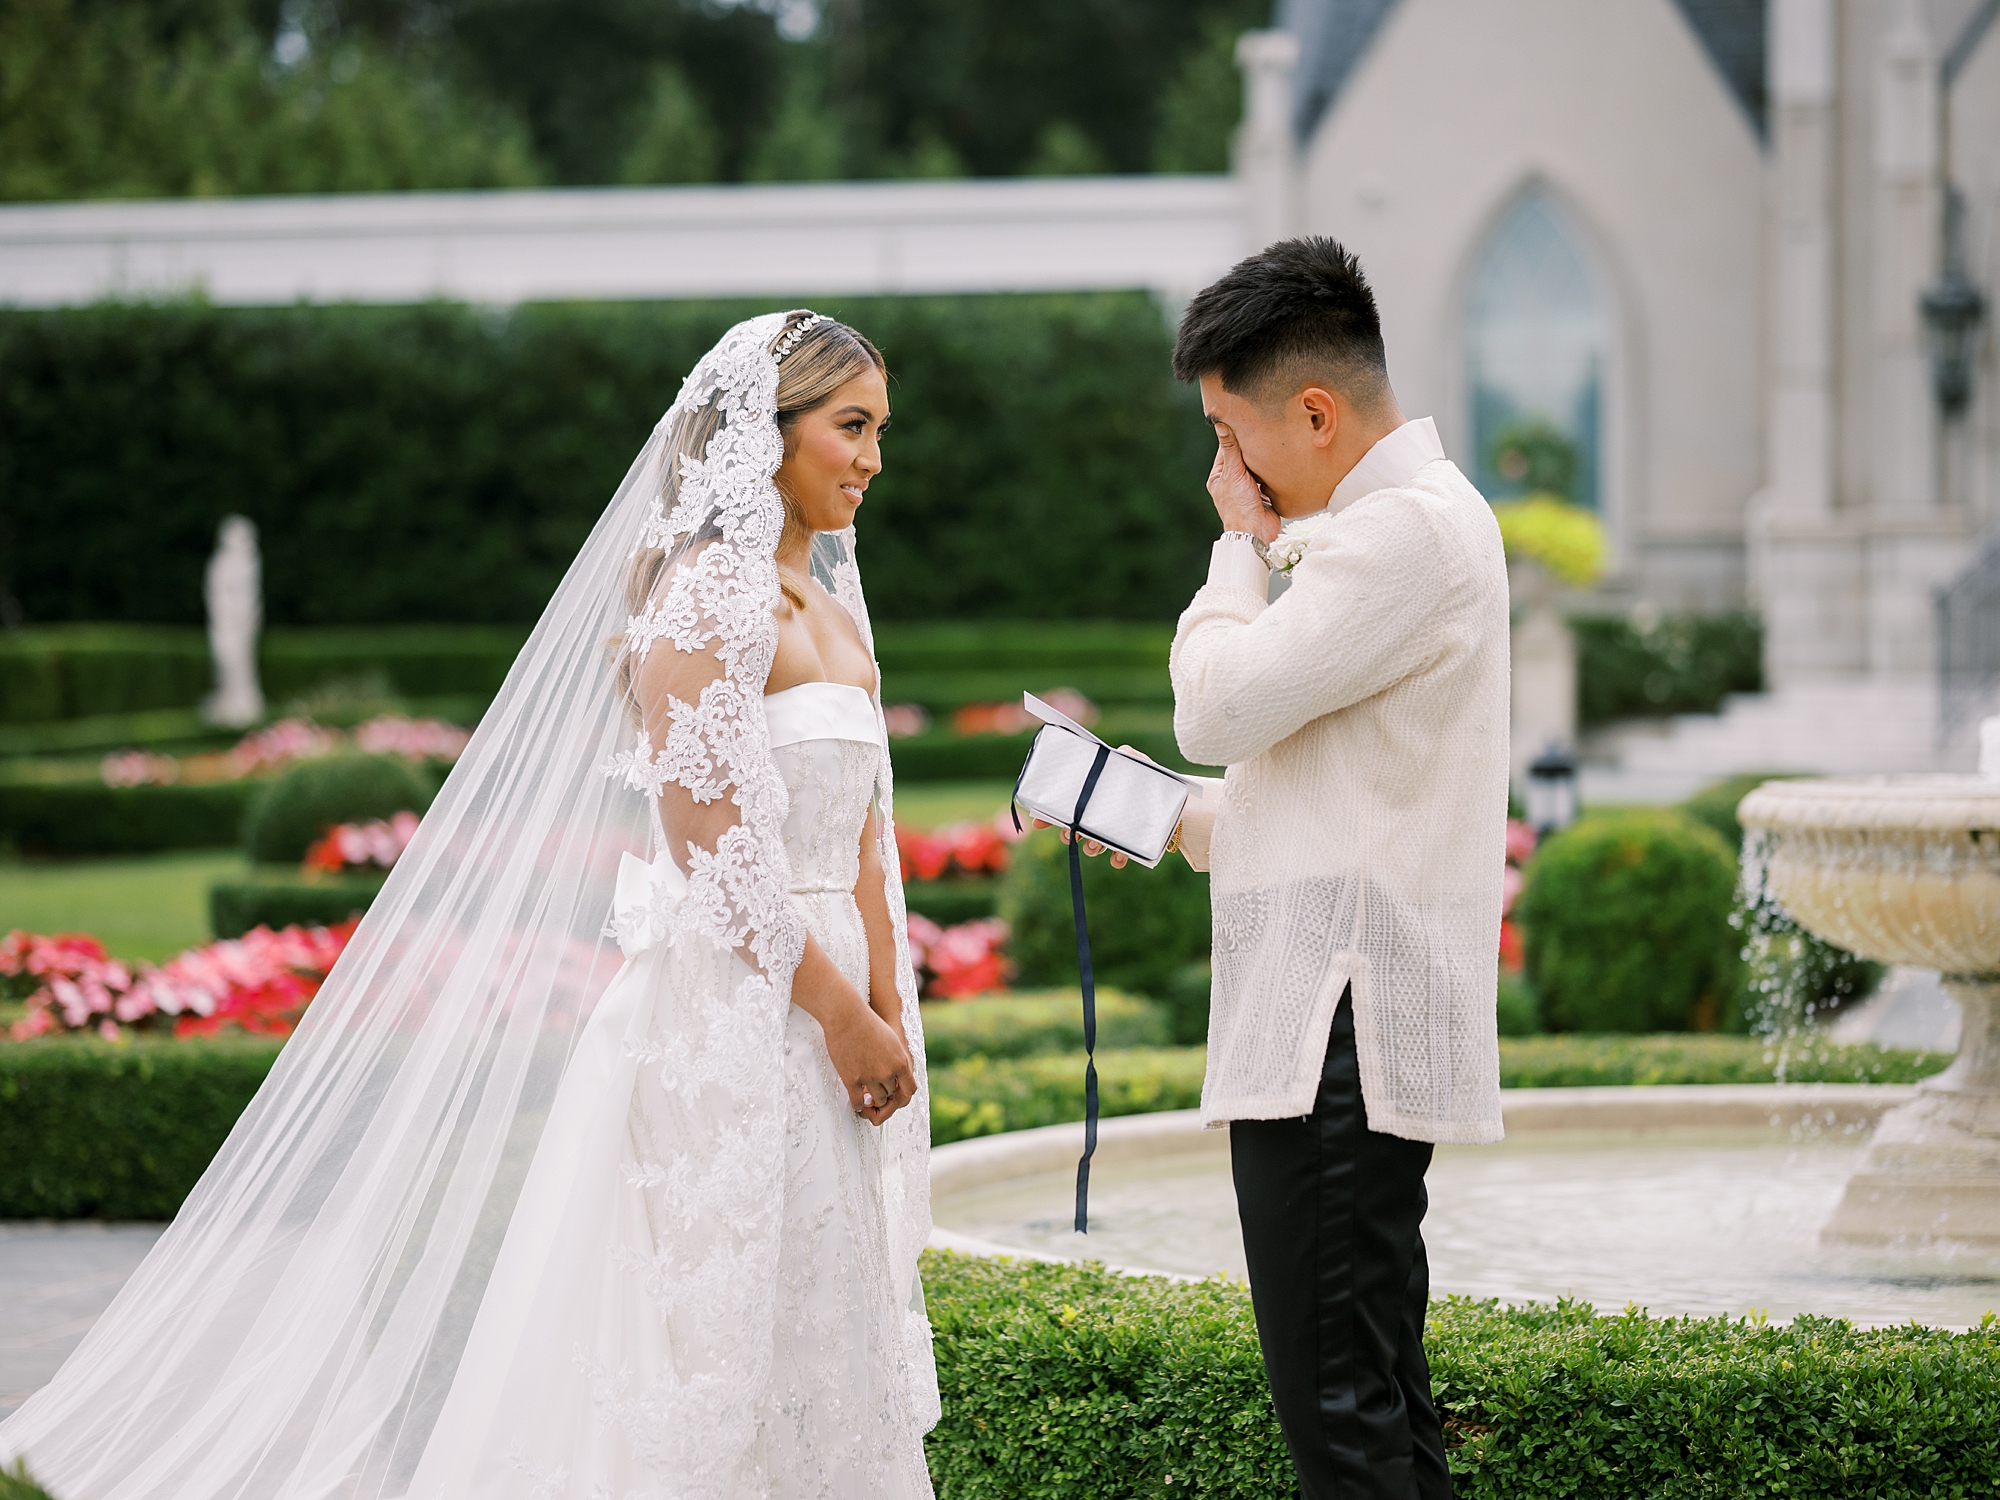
xmin=1739 ymin=729 xmax=2000 ymax=1247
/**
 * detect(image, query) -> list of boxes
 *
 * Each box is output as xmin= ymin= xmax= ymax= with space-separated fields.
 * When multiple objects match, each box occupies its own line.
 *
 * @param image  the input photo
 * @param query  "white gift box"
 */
xmin=1012 ymin=693 xmax=1195 ymax=868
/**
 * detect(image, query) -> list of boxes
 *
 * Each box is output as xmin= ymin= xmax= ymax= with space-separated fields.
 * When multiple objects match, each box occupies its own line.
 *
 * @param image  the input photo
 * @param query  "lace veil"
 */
xmin=0 ymin=312 xmax=932 ymax=1498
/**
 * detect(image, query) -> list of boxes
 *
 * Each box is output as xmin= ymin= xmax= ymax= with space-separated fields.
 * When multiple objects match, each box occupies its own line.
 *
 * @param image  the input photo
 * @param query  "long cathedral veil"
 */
xmin=0 ymin=312 xmax=932 ymax=1499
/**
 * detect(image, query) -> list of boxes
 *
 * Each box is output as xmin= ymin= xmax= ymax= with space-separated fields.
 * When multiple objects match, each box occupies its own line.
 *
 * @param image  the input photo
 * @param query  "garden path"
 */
xmin=0 ymin=1222 xmax=161 ymax=1419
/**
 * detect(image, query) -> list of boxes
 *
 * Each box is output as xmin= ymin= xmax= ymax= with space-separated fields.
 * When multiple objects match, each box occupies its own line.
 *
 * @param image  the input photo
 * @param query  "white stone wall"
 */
xmin=1292 ymin=0 xmax=1768 ymax=614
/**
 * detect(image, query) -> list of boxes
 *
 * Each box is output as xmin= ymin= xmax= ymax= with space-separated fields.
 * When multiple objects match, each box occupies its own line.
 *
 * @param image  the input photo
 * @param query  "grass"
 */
xmin=890 ymin=780 xmax=1016 ymax=830
xmin=0 ymin=848 xmax=242 ymax=960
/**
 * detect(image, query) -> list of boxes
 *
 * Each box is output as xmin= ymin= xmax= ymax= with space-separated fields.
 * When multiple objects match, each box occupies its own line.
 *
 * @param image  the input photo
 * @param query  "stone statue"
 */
xmin=202 ymin=515 xmax=265 ymax=727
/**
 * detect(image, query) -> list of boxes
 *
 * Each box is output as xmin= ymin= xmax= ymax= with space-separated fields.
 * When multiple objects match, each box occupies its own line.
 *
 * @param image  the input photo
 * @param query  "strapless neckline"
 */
xmin=763 ymin=680 xmax=883 ymax=749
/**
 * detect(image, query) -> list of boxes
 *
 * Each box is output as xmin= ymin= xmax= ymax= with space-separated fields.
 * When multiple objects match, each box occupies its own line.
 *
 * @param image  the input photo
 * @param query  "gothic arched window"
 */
xmin=1466 ymin=190 xmax=1606 ymax=511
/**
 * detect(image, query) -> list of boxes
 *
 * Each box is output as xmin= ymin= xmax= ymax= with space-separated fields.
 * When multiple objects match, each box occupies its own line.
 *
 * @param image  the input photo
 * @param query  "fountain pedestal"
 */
xmin=1739 ymin=777 xmax=2000 ymax=1247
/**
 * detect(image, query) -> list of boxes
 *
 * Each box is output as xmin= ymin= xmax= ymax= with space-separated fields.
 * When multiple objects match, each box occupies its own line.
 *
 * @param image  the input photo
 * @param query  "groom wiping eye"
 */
xmin=1080 ymin=236 xmax=1510 ymax=1500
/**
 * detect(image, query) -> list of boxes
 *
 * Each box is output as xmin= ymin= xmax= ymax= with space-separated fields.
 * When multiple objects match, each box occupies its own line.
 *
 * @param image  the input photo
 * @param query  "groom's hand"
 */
xmin=1208 ymin=424 xmax=1281 ymax=545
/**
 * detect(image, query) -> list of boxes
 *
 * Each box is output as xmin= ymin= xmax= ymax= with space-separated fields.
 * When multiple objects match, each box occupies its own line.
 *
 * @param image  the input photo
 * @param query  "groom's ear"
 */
xmin=1297 ymin=386 xmax=1341 ymax=447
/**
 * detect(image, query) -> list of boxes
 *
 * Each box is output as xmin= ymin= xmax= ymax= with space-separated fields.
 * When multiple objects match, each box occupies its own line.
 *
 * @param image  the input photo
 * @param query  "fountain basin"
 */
xmin=1740 ymin=776 xmax=2000 ymax=1245
xmin=929 ymin=1092 xmax=2000 ymax=1329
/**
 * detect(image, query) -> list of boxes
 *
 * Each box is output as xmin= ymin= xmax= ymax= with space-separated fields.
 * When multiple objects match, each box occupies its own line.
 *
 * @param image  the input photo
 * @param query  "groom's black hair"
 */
xmin=1171 ymin=236 xmax=1391 ymax=412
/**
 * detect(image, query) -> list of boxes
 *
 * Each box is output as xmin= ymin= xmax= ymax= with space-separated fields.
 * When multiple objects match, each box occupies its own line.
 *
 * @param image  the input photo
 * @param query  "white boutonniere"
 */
xmin=1267 ymin=511 xmax=1335 ymax=573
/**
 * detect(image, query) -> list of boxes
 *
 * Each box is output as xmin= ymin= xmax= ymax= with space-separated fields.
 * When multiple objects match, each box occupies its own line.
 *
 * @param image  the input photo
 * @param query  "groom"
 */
xmin=1165 ymin=237 xmax=1508 ymax=1498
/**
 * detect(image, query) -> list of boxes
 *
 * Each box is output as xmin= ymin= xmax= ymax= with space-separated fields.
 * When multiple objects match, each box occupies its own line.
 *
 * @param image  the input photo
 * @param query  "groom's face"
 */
xmin=1197 ymin=375 xmax=1340 ymax=519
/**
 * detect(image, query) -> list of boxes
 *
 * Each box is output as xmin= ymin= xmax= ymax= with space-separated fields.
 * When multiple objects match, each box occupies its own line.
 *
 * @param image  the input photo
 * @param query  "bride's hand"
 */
xmin=823 ymin=1000 xmax=914 ymax=1126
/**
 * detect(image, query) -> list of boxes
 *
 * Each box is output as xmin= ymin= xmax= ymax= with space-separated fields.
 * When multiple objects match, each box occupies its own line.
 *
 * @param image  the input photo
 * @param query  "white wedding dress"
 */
xmin=410 ymin=682 xmax=936 ymax=1500
xmin=0 ymin=313 xmax=935 ymax=1500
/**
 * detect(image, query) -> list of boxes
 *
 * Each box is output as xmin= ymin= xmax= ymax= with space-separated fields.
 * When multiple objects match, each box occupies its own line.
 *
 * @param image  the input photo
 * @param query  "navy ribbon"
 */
xmin=1066 ymin=743 xmax=1112 ymax=1233
xmin=1008 ymin=730 xmax=1113 ymax=1233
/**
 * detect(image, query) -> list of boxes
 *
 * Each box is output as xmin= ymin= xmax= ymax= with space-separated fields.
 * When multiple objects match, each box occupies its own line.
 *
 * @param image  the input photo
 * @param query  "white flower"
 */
xmin=1268 ymin=510 xmax=1336 ymax=573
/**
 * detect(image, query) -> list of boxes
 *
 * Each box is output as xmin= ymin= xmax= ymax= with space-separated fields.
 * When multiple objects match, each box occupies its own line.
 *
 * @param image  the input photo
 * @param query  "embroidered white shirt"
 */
xmin=1171 ymin=425 xmax=1510 ymax=1145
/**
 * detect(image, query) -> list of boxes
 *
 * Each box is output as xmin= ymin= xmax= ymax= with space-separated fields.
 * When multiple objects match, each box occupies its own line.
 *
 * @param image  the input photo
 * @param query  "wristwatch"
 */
xmin=1164 ymin=819 xmax=1184 ymax=855
xmin=1222 ymin=529 xmax=1271 ymax=565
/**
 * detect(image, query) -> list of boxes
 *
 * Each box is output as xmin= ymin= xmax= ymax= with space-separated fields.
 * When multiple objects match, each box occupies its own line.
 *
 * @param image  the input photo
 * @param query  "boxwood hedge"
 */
xmin=0 ymin=1035 xmax=1947 ymax=1218
xmin=919 ymin=990 xmax=1168 ymax=1068
xmin=0 ymin=779 xmax=256 ymax=856
xmin=921 ymin=1250 xmax=2000 ymax=1498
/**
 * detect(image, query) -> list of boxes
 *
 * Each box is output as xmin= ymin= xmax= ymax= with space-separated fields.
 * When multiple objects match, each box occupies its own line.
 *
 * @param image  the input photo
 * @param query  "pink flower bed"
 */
xmin=2 ymin=922 xmax=355 ymax=1041
xmin=895 ymin=811 xmax=1023 ymax=883
xmin=304 ymin=811 xmax=421 ymax=875
xmin=97 ymin=715 xmax=471 ymax=789
xmin=905 ymin=914 xmax=1012 ymax=999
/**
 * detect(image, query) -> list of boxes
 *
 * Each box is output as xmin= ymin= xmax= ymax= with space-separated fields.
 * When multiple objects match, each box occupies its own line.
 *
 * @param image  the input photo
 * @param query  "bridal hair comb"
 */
xmin=771 ymin=313 xmax=824 ymax=364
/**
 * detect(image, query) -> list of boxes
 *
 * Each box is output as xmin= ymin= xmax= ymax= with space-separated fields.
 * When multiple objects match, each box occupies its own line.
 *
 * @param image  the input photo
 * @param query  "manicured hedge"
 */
xmin=921 ymin=1251 xmax=2000 ymax=1499
xmin=241 ymin=753 xmax=435 ymax=862
xmin=0 ymin=1036 xmax=282 ymax=1219
xmin=919 ymin=990 xmax=1167 ymax=1067
xmin=1572 ymin=610 xmax=1763 ymax=728
xmin=209 ymin=873 xmax=382 ymax=940
xmin=2 ymin=1034 xmax=1948 ymax=1219
xmin=903 ymin=877 xmax=1001 ymax=925
xmin=0 ymin=625 xmax=209 ymax=724
xmin=1495 ymin=1033 xmax=1951 ymax=1089
xmin=0 ymin=295 xmax=1216 ymax=629
xmin=929 ymin=1046 xmax=1208 ymax=1144
xmin=1000 ymin=828 xmax=1212 ymax=999
xmin=0 ymin=779 xmax=255 ymax=855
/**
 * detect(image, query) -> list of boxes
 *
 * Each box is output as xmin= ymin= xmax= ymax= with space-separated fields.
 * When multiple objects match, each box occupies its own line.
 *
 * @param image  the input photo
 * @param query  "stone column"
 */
xmin=1234 ymin=30 xmax=1301 ymax=256
xmin=1757 ymin=0 xmax=1862 ymax=686
xmin=1867 ymin=0 xmax=1949 ymax=679
xmin=1508 ymin=561 xmax=1577 ymax=787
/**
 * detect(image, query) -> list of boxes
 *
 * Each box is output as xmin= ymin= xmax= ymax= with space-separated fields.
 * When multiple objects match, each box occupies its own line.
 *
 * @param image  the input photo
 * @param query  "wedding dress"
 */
xmin=0 ymin=314 xmax=937 ymax=1500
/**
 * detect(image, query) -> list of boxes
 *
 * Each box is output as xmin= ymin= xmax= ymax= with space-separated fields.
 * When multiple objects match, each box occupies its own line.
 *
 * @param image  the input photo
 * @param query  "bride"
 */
xmin=0 ymin=312 xmax=939 ymax=1499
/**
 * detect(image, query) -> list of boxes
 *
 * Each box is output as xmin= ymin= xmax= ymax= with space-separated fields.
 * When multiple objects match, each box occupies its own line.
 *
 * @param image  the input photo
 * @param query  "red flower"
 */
xmin=1498 ymin=919 xmax=1525 ymax=974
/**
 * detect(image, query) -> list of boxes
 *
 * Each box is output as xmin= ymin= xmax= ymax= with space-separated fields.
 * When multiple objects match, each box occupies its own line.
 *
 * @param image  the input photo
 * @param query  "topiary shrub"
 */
xmin=998 ymin=829 xmax=1210 ymax=999
xmin=1515 ymin=811 xmax=1744 ymax=1034
xmin=241 ymin=754 xmax=433 ymax=864
xmin=1496 ymin=969 xmax=1542 ymax=1036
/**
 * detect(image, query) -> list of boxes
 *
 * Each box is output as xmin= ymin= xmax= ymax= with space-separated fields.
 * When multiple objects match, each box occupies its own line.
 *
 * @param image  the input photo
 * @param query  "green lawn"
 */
xmin=0 ymin=849 xmax=243 ymax=960
xmin=891 ymin=780 xmax=1016 ymax=829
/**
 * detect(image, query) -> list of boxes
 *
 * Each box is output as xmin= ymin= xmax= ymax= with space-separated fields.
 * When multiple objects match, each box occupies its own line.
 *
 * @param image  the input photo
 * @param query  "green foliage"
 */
xmin=241 ymin=754 xmax=432 ymax=863
xmin=921 ymin=1251 xmax=2000 ymax=1499
xmin=0 ymin=779 xmax=255 ymax=855
xmin=999 ymin=830 xmax=1211 ymax=1000
xmin=928 ymin=1046 xmax=1207 ymax=1145
xmin=1161 ymin=959 xmax=1212 ymax=1045
xmin=617 ymin=65 xmax=722 ymax=184
xmin=1486 ymin=417 xmax=1579 ymax=499
xmin=0 ymin=626 xmax=209 ymax=724
xmin=0 ymin=1458 xmax=57 ymax=1500
xmin=1573 ymin=611 xmax=1764 ymax=727
xmin=0 ymin=1035 xmax=283 ymax=1217
xmin=1495 ymin=969 xmax=1542 ymax=1036
xmin=1516 ymin=811 xmax=1745 ymax=1034
xmin=209 ymin=871 xmax=381 ymax=939
xmin=0 ymin=0 xmax=542 ymax=202
xmin=902 ymin=877 xmax=1000 ymax=926
xmin=1152 ymin=16 xmax=1244 ymax=173
xmin=918 ymin=990 xmax=1168 ymax=1067
xmin=1022 ymin=121 xmax=1110 ymax=177
xmin=0 ymin=296 xmax=1215 ymax=628
xmin=1497 ymin=1033 xmax=1948 ymax=1088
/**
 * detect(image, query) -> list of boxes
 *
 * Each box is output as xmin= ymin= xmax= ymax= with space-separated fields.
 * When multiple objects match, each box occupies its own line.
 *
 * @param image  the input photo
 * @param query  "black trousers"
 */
xmin=1229 ymin=989 xmax=1451 ymax=1500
